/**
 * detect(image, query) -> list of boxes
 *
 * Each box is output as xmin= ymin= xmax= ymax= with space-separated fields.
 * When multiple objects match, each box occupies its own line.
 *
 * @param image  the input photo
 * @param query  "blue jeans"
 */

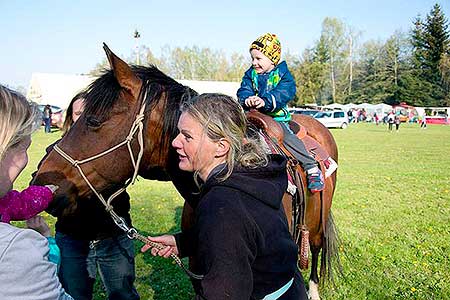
xmin=44 ymin=117 xmax=51 ymax=133
xmin=55 ymin=232 xmax=140 ymax=300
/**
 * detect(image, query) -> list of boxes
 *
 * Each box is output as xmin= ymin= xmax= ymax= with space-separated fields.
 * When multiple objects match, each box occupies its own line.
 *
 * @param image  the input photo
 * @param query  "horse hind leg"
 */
xmin=309 ymin=244 xmax=321 ymax=300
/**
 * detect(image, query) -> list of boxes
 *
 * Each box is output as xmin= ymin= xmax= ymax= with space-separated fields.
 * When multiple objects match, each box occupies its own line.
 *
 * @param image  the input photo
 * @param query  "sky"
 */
xmin=1 ymin=0 xmax=449 ymax=89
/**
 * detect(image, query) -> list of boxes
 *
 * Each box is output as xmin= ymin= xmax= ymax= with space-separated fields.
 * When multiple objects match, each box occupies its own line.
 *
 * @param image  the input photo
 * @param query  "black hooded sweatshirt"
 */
xmin=175 ymin=154 xmax=307 ymax=300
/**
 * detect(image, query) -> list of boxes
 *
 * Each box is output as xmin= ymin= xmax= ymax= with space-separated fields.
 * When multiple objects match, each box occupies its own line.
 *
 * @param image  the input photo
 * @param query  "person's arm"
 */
xmin=195 ymin=189 xmax=257 ymax=300
xmin=0 ymin=186 xmax=55 ymax=223
xmin=236 ymin=68 xmax=256 ymax=108
xmin=140 ymin=226 xmax=198 ymax=259
xmin=258 ymin=66 xmax=296 ymax=113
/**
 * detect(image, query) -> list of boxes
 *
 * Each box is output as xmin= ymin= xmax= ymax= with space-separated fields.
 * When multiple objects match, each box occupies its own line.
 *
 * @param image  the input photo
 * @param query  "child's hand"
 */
xmin=45 ymin=185 xmax=59 ymax=193
xmin=26 ymin=215 xmax=51 ymax=237
xmin=245 ymin=96 xmax=265 ymax=109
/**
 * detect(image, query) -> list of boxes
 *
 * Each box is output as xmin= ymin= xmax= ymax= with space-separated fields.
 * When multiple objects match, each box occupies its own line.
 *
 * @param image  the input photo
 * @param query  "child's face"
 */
xmin=0 ymin=136 xmax=31 ymax=196
xmin=250 ymin=49 xmax=275 ymax=74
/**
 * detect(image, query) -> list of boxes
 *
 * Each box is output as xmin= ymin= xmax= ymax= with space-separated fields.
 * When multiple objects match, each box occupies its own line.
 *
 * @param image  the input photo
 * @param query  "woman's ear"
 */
xmin=215 ymin=138 xmax=230 ymax=158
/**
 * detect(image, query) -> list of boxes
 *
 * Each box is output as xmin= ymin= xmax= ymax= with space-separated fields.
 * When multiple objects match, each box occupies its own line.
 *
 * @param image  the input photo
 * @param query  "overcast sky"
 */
xmin=1 ymin=0 xmax=448 ymax=89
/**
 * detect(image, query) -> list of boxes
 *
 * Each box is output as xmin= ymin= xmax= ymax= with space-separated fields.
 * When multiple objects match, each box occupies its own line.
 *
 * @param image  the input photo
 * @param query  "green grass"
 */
xmin=13 ymin=123 xmax=450 ymax=300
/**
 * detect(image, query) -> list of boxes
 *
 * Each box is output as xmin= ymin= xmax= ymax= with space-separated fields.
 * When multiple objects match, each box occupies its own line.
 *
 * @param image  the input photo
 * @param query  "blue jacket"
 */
xmin=237 ymin=61 xmax=296 ymax=122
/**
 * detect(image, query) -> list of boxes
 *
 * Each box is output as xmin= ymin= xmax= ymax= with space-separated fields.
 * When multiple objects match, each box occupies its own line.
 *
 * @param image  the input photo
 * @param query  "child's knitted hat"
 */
xmin=250 ymin=33 xmax=281 ymax=65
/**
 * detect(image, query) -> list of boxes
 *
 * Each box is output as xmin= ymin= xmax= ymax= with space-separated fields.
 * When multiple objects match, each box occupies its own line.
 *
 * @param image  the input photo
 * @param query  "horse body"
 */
xmin=32 ymin=45 xmax=338 ymax=299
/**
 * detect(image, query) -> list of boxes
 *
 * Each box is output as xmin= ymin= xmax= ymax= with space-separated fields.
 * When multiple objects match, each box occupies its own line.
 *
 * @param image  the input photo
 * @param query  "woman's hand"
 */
xmin=26 ymin=215 xmax=51 ymax=237
xmin=245 ymin=96 xmax=265 ymax=109
xmin=140 ymin=235 xmax=179 ymax=258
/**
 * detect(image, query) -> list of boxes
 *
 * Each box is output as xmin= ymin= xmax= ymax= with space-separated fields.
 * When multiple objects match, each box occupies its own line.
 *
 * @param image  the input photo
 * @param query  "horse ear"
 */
xmin=103 ymin=43 xmax=141 ymax=100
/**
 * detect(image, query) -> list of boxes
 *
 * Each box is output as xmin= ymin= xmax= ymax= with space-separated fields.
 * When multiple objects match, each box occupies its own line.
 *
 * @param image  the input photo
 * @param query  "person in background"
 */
xmin=61 ymin=92 xmax=85 ymax=133
xmin=373 ymin=112 xmax=379 ymax=125
xmin=33 ymin=91 xmax=140 ymax=300
xmin=394 ymin=113 xmax=401 ymax=132
xmin=421 ymin=114 xmax=427 ymax=129
xmin=387 ymin=111 xmax=395 ymax=131
xmin=237 ymin=33 xmax=324 ymax=193
xmin=0 ymin=84 xmax=73 ymax=300
xmin=43 ymin=104 xmax=52 ymax=133
xmin=142 ymin=93 xmax=308 ymax=300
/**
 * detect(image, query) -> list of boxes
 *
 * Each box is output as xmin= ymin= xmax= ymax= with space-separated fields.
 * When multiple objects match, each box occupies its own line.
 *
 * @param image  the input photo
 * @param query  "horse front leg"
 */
xmin=309 ymin=244 xmax=321 ymax=300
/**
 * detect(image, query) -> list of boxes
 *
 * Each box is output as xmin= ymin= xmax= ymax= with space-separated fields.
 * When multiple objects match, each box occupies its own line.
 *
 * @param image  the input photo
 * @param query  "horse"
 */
xmin=32 ymin=44 xmax=340 ymax=299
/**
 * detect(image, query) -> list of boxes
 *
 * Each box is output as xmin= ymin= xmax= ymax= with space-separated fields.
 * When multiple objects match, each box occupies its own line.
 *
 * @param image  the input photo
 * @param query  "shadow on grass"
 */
xmin=135 ymin=206 xmax=195 ymax=300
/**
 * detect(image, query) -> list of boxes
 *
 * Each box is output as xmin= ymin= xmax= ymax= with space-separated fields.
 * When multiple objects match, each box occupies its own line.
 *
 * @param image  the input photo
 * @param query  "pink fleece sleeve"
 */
xmin=0 ymin=186 xmax=53 ymax=223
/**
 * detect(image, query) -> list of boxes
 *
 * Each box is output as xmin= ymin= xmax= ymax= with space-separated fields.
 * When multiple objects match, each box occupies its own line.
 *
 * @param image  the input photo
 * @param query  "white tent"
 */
xmin=27 ymin=73 xmax=241 ymax=109
xmin=322 ymin=103 xmax=346 ymax=111
xmin=343 ymin=103 xmax=358 ymax=111
xmin=372 ymin=103 xmax=393 ymax=116
xmin=27 ymin=73 xmax=95 ymax=109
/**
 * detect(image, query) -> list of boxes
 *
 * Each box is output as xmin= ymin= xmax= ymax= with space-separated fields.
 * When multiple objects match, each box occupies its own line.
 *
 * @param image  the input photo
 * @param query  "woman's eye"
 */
xmin=86 ymin=116 xmax=101 ymax=128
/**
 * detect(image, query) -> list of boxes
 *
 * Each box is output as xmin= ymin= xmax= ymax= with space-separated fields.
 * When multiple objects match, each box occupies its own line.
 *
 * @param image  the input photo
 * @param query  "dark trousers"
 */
xmin=388 ymin=123 xmax=393 ymax=131
xmin=280 ymin=122 xmax=317 ymax=171
xmin=56 ymin=232 xmax=139 ymax=300
xmin=44 ymin=117 xmax=51 ymax=133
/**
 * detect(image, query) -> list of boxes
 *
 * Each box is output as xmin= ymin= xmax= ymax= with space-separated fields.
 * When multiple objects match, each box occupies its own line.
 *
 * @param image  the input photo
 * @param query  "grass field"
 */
xmin=13 ymin=122 xmax=450 ymax=300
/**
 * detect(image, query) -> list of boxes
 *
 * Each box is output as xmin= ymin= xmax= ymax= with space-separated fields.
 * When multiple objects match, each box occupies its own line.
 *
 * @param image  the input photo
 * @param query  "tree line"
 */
xmin=90 ymin=4 xmax=449 ymax=107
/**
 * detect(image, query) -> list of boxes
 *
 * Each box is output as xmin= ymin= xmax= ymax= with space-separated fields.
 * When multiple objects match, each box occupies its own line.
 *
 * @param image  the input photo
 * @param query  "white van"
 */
xmin=313 ymin=110 xmax=349 ymax=129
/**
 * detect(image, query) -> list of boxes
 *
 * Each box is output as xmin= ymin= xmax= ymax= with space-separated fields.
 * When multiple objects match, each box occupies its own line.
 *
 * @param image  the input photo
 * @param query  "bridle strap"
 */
xmin=53 ymin=100 xmax=146 ymax=211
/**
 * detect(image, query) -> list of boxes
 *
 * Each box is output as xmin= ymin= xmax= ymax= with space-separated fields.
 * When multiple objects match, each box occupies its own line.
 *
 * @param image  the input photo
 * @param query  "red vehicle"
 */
xmin=393 ymin=102 xmax=418 ymax=122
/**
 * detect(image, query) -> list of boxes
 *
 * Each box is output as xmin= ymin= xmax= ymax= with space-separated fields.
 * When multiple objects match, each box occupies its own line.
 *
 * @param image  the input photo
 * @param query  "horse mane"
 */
xmin=83 ymin=65 xmax=198 ymax=143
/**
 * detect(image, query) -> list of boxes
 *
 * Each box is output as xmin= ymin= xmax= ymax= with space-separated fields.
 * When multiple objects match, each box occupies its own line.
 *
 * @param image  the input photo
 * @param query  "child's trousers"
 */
xmin=280 ymin=122 xmax=317 ymax=171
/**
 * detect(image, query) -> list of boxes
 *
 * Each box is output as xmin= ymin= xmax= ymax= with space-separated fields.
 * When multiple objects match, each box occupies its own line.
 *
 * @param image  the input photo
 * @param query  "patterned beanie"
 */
xmin=250 ymin=33 xmax=281 ymax=65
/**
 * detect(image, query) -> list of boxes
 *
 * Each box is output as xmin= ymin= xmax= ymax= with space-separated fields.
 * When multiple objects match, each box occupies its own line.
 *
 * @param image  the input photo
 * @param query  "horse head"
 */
xmin=32 ymin=44 xmax=197 ymax=216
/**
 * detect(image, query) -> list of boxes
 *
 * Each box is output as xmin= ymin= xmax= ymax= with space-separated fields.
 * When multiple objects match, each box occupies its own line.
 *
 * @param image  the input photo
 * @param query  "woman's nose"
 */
xmin=172 ymin=134 xmax=182 ymax=149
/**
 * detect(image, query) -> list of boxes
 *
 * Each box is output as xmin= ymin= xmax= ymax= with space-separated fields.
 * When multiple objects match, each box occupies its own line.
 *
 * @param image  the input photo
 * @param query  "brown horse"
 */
xmin=33 ymin=44 xmax=339 ymax=299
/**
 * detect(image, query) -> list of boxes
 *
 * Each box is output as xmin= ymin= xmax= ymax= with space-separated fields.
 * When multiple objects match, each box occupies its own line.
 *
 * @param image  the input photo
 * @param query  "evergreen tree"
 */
xmin=411 ymin=4 xmax=449 ymax=106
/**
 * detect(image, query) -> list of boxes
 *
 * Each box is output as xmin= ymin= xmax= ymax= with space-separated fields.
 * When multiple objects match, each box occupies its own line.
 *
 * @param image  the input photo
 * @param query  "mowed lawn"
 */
xmin=13 ymin=122 xmax=450 ymax=300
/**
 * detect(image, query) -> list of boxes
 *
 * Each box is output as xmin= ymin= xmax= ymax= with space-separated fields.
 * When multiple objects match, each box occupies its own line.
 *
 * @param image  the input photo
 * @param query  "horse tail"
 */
xmin=320 ymin=211 xmax=343 ymax=285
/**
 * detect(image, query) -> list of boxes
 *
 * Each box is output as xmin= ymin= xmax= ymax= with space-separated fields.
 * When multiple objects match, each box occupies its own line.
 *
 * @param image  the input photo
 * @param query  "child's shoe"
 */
xmin=307 ymin=167 xmax=325 ymax=193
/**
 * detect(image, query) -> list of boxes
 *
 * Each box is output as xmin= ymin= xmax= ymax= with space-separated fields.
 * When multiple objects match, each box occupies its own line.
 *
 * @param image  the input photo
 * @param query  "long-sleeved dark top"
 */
xmin=175 ymin=155 xmax=307 ymax=299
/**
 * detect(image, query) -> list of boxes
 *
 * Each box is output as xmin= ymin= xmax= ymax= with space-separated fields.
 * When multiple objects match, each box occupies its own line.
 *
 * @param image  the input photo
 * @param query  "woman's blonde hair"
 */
xmin=180 ymin=93 xmax=268 ymax=182
xmin=0 ymin=85 xmax=39 ymax=161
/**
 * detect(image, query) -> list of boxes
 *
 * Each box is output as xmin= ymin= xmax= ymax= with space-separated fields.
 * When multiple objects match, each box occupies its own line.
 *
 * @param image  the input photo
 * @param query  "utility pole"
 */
xmin=134 ymin=29 xmax=141 ymax=65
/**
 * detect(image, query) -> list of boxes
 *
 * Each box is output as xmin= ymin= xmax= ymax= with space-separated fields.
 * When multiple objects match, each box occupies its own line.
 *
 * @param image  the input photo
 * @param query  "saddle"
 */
xmin=246 ymin=110 xmax=336 ymax=177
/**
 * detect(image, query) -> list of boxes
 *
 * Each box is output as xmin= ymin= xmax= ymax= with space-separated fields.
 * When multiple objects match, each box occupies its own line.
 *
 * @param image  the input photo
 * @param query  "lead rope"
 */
xmin=53 ymin=96 xmax=204 ymax=280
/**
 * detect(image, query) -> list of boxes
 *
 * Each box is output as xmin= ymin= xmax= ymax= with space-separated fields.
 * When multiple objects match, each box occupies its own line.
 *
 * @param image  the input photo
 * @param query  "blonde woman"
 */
xmin=142 ymin=94 xmax=307 ymax=300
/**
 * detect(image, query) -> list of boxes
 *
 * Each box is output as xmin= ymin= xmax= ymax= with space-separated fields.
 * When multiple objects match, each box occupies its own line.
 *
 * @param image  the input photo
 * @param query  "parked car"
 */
xmin=289 ymin=108 xmax=321 ymax=117
xmin=313 ymin=110 xmax=349 ymax=129
xmin=37 ymin=104 xmax=64 ymax=128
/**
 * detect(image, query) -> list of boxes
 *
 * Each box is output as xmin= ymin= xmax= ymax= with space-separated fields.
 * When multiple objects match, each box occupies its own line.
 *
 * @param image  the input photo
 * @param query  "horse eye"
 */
xmin=86 ymin=116 xmax=102 ymax=128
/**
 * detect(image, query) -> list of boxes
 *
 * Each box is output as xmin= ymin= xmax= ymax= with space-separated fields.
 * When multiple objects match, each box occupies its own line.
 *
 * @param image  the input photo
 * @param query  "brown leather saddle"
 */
xmin=246 ymin=110 xmax=330 ymax=165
